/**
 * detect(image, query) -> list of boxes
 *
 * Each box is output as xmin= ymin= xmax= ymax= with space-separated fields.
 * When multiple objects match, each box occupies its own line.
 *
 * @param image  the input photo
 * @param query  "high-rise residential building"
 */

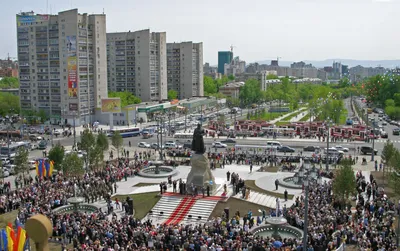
xmin=167 ymin=42 xmax=203 ymax=99
xmin=224 ymin=56 xmax=246 ymax=76
xmin=218 ymin=51 xmax=233 ymax=74
xmin=16 ymin=9 xmax=108 ymax=125
xmin=107 ymin=29 xmax=167 ymax=102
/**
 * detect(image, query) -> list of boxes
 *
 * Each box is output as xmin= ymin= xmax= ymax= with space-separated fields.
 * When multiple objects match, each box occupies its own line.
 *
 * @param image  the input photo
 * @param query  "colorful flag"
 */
xmin=6 ymin=226 xmax=14 ymax=251
xmin=49 ymin=160 xmax=54 ymax=177
xmin=17 ymin=228 xmax=26 ymax=251
xmin=1 ymin=229 xmax=7 ymax=251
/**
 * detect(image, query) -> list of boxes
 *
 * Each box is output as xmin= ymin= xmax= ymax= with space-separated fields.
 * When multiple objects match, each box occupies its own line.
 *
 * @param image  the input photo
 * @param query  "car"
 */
xmin=31 ymin=143 xmax=38 ymax=150
xmin=5 ymin=164 xmax=16 ymax=175
xmin=0 ymin=157 xmax=10 ymax=165
xmin=393 ymin=128 xmax=400 ymax=135
xmin=0 ymin=168 xmax=9 ymax=178
xmin=137 ymin=142 xmax=151 ymax=148
xmin=303 ymin=146 xmax=320 ymax=152
xmin=212 ymin=142 xmax=227 ymax=148
xmin=334 ymin=145 xmax=349 ymax=152
xmin=380 ymin=131 xmax=388 ymax=138
xmin=150 ymin=143 xmax=164 ymax=149
xmin=164 ymin=142 xmax=178 ymax=149
xmin=220 ymin=138 xmax=236 ymax=144
xmin=382 ymin=121 xmax=387 ymax=126
xmin=53 ymin=130 xmax=62 ymax=136
xmin=278 ymin=146 xmax=295 ymax=153
xmin=28 ymin=160 xmax=37 ymax=170
xmin=360 ymin=146 xmax=378 ymax=155
xmin=324 ymin=147 xmax=344 ymax=155
xmin=182 ymin=142 xmax=192 ymax=149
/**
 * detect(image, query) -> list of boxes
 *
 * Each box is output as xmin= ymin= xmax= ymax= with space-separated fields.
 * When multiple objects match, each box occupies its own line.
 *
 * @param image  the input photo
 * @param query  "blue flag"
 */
xmin=1 ymin=229 xmax=7 ymax=251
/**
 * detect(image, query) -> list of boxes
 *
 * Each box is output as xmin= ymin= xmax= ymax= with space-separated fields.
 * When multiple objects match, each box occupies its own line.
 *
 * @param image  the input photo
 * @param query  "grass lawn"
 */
xmin=257 ymin=165 xmax=279 ymax=173
xmin=339 ymin=109 xmax=348 ymax=125
xmin=112 ymin=191 xmax=160 ymax=220
xmin=300 ymin=114 xmax=311 ymax=122
xmin=250 ymin=112 xmax=286 ymax=121
xmin=244 ymin=180 xmax=294 ymax=200
xmin=275 ymin=121 xmax=290 ymax=126
xmin=133 ymin=183 xmax=158 ymax=187
xmin=210 ymin=197 xmax=271 ymax=218
xmin=281 ymin=110 xmax=303 ymax=121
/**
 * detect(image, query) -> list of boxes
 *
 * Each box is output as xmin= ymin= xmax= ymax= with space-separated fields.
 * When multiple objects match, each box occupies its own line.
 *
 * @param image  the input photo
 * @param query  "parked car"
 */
xmin=1 ymin=168 xmax=9 ymax=178
xmin=303 ymin=146 xmax=320 ymax=152
xmin=38 ymin=140 xmax=48 ymax=150
xmin=212 ymin=142 xmax=227 ymax=148
xmin=393 ymin=128 xmax=400 ymax=136
xmin=380 ymin=131 xmax=388 ymax=138
xmin=150 ymin=143 xmax=164 ymax=149
xmin=334 ymin=145 xmax=349 ymax=152
xmin=324 ymin=147 xmax=344 ymax=155
xmin=220 ymin=139 xmax=236 ymax=144
xmin=164 ymin=142 xmax=178 ymax=149
xmin=278 ymin=146 xmax=295 ymax=153
xmin=360 ymin=146 xmax=378 ymax=155
xmin=137 ymin=142 xmax=151 ymax=148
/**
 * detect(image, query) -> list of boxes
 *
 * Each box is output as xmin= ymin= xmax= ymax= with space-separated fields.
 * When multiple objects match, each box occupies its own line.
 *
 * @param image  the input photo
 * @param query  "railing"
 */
xmin=52 ymin=204 xmax=98 ymax=214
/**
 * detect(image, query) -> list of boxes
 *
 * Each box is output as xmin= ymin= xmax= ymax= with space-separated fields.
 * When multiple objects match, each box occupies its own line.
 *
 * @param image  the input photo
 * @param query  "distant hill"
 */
xmin=256 ymin=59 xmax=400 ymax=68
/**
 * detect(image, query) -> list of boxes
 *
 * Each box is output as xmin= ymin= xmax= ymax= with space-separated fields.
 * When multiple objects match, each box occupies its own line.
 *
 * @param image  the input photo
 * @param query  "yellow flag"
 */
xmin=17 ymin=228 xmax=26 ymax=251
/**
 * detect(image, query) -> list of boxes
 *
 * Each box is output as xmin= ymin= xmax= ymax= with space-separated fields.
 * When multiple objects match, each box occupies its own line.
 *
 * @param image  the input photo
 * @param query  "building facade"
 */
xmin=16 ymin=9 xmax=108 ymax=125
xmin=107 ymin=29 xmax=167 ymax=102
xmin=224 ymin=56 xmax=246 ymax=76
xmin=218 ymin=51 xmax=233 ymax=74
xmin=167 ymin=42 xmax=203 ymax=99
xmin=219 ymin=82 xmax=244 ymax=99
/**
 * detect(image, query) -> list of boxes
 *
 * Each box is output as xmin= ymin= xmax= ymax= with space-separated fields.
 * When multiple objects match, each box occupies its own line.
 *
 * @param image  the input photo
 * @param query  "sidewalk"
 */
xmin=270 ymin=108 xmax=306 ymax=124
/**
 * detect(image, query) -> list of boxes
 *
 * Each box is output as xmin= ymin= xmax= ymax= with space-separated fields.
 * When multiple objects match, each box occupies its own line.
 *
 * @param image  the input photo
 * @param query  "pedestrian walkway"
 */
xmin=270 ymin=108 xmax=307 ymax=124
xmin=232 ymin=190 xmax=295 ymax=208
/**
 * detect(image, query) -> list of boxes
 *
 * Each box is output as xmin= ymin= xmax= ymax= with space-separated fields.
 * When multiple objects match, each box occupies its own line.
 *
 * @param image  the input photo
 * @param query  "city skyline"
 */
xmin=1 ymin=0 xmax=400 ymax=64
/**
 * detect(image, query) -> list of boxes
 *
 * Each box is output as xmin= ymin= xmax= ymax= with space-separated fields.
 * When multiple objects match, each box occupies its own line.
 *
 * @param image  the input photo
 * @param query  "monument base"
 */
xmin=187 ymin=153 xmax=216 ymax=194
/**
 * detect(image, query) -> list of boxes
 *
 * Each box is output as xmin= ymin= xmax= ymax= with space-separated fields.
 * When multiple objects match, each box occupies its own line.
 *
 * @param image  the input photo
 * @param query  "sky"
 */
xmin=1 ymin=0 xmax=399 ymax=65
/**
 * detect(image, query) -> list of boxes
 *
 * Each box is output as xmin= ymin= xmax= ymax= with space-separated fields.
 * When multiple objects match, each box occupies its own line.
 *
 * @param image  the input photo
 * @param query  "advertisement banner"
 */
xmin=67 ymin=56 xmax=77 ymax=98
xmin=101 ymin=98 xmax=122 ymax=114
xmin=66 ymin=36 xmax=77 ymax=98
xmin=17 ymin=15 xmax=49 ymax=26
xmin=69 ymin=103 xmax=78 ymax=111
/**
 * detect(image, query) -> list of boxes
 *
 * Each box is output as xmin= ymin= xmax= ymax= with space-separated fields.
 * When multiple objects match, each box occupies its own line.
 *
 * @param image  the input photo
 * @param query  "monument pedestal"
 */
xmin=187 ymin=153 xmax=216 ymax=193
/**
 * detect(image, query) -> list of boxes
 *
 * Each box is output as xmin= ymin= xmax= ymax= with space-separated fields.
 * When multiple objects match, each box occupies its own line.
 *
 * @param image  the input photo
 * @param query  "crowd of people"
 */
xmin=0 ymin=142 xmax=396 ymax=251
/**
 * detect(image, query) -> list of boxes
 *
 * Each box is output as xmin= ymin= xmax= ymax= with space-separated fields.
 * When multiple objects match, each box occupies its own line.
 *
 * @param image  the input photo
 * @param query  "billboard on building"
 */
xmin=66 ymin=36 xmax=77 ymax=98
xmin=17 ymin=15 xmax=49 ymax=26
xmin=69 ymin=103 xmax=78 ymax=111
xmin=101 ymin=98 xmax=121 ymax=114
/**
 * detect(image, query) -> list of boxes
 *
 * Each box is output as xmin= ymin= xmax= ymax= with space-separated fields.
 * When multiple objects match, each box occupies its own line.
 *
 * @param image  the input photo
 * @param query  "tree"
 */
xmin=0 ymin=93 xmax=20 ymax=117
xmin=228 ymin=75 xmax=235 ymax=81
xmin=239 ymin=79 xmax=262 ymax=106
xmin=0 ymin=77 xmax=19 ymax=89
xmin=48 ymin=144 xmax=65 ymax=170
xmin=108 ymin=91 xmax=141 ymax=107
xmin=389 ymin=149 xmax=400 ymax=195
xmin=111 ymin=131 xmax=123 ymax=158
xmin=37 ymin=109 xmax=49 ymax=123
xmin=167 ymin=90 xmax=178 ymax=100
xmin=14 ymin=147 xmax=30 ymax=175
xmin=96 ymin=132 xmax=109 ymax=152
xmin=62 ymin=152 xmax=84 ymax=177
xmin=332 ymin=159 xmax=357 ymax=206
xmin=381 ymin=140 xmax=396 ymax=185
xmin=204 ymin=76 xmax=217 ymax=94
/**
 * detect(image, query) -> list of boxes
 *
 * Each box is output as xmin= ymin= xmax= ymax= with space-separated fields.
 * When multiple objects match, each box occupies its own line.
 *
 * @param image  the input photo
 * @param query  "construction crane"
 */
xmin=230 ymin=44 xmax=236 ymax=54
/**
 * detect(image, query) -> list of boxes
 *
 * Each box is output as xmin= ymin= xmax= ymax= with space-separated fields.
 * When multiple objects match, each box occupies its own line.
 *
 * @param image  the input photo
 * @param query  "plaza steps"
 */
xmin=146 ymin=193 xmax=221 ymax=225
xmin=233 ymin=191 xmax=295 ymax=208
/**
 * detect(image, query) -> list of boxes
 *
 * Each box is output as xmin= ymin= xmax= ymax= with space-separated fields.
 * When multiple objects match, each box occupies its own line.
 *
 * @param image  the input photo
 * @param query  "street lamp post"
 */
xmin=371 ymin=118 xmax=375 ymax=161
xmin=325 ymin=118 xmax=332 ymax=171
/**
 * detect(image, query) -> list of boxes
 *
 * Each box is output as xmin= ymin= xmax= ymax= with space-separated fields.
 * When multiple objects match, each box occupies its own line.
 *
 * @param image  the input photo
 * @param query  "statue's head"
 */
xmin=197 ymin=123 xmax=201 ymax=129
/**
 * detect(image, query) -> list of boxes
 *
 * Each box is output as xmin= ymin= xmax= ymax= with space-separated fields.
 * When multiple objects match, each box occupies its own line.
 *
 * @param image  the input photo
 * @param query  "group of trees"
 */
xmin=332 ymin=159 xmax=357 ymax=206
xmin=45 ymin=129 xmax=123 ymax=177
xmin=381 ymin=141 xmax=400 ymax=194
xmin=108 ymin=91 xmax=141 ymax=107
xmin=21 ymin=109 xmax=49 ymax=124
xmin=0 ymin=93 xmax=20 ymax=117
xmin=167 ymin=90 xmax=178 ymax=100
xmin=0 ymin=77 xmax=19 ymax=89
xmin=363 ymin=74 xmax=400 ymax=119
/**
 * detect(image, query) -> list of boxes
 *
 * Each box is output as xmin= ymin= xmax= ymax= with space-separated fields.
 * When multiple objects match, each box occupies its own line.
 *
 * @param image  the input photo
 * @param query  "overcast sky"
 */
xmin=1 ymin=0 xmax=399 ymax=64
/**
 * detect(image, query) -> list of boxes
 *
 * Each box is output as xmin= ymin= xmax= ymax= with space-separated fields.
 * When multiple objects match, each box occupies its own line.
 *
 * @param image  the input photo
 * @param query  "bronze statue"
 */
xmin=192 ymin=123 xmax=205 ymax=154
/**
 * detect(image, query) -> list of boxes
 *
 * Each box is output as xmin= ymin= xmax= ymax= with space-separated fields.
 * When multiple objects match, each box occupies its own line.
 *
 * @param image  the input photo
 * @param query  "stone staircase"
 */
xmin=180 ymin=199 xmax=219 ymax=225
xmin=233 ymin=191 xmax=295 ymax=208
xmin=146 ymin=196 xmax=183 ymax=222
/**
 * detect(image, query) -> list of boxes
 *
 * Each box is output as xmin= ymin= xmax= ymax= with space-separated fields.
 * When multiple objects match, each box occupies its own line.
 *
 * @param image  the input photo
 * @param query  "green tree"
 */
xmin=109 ymin=91 xmax=141 ymax=107
xmin=96 ymin=132 xmax=109 ymax=152
xmin=167 ymin=90 xmax=178 ymax=100
xmin=48 ymin=144 xmax=65 ymax=170
xmin=381 ymin=140 xmax=396 ymax=185
xmin=78 ymin=129 xmax=97 ymax=169
xmin=111 ymin=131 xmax=123 ymax=158
xmin=14 ymin=147 xmax=30 ymax=175
xmin=204 ymin=76 xmax=217 ymax=94
xmin=0 ymin=77 xmax=19 ymax=89
xmin=332 ymin=159 xmax=357 ymax=206
xmin=389 ymin=149 xmax=400 ymax=195
xmin=266 ymin=74 xmax=278 ymax=80
xmin=62 ymin=152 xmax=84 ymax=177
xmin=37 ymin=109 xmax=49 ymax=123
xmin=239 ymin=79 xmax=262 ymax=106
xmin=228 ymin=75 xmax=235 ymax=81
xmin=0 ymin=93 xmax=20 ymax=117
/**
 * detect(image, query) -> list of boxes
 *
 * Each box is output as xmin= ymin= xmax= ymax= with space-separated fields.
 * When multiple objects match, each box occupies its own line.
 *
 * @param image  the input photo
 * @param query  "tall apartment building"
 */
xmin=16 ymin=9 xmax=108 ymax=125
xmin=107 ymin=29 xmax=167 ymax=101
xmin=167 ymin=42 xmax=203 ymax=99
xmin=218 ymin=51 xmax=233 ymax=74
